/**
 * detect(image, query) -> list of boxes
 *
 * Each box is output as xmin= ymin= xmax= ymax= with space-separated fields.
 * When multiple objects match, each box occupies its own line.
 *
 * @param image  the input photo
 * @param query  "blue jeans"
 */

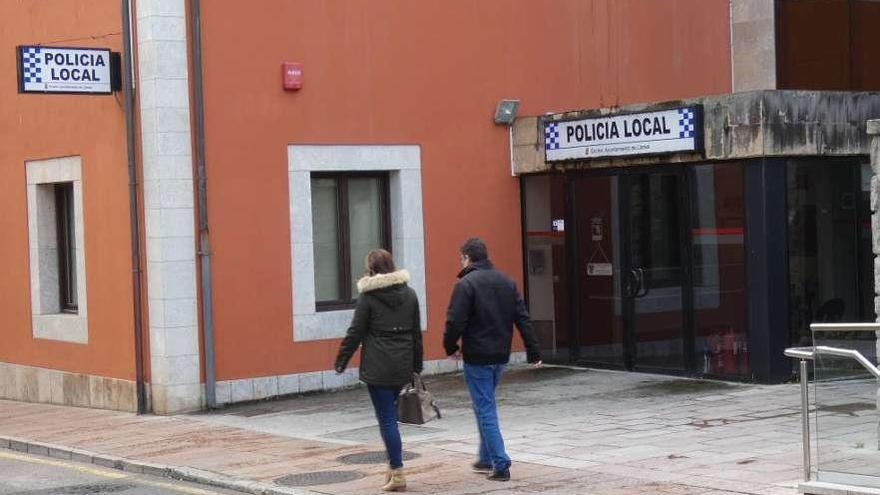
xmin=463 ymin=363 xmax=511 ymax=471
xmin=367 ymin=385 xmax=403 ymax=469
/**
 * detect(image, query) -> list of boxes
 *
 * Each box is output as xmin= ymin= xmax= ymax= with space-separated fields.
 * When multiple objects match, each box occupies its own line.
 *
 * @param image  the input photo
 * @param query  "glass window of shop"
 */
xmin=787 ymin=159 xmax=874 ymax=348
xmin=692 ymin=163 xmax=749 ymax=378
xmin=522 ymin=174 xmax=569 ymax=362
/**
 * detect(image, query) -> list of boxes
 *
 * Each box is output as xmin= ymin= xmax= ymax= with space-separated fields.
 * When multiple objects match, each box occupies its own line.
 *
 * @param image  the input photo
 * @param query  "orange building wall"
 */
xmin=198 ymin=0 xmax=733 ymax=380
xmin=0 ymin=1 xmax=136 ymax=380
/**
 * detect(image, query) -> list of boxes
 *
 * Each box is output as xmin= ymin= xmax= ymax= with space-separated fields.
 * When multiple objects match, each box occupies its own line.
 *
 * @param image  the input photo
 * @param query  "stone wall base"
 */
xmin=214 ymin=352 xmax=528 ymax=406
xmin=151 ymin=383 xmax=204 ymax=416
xmin=0 ymin=353 xmax=531 ymax=412
xmin=0 ymin=361 xmax=137 ymax=412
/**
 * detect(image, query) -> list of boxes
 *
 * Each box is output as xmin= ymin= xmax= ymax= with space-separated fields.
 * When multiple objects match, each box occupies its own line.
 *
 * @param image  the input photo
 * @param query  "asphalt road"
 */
xmin=0 ymin=450 xmax=245 ymax=495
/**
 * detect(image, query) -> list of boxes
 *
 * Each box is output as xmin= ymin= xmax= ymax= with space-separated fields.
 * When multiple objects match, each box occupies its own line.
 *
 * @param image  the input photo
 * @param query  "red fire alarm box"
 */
xmin=282 ymin=63 xmax=302 ymax=90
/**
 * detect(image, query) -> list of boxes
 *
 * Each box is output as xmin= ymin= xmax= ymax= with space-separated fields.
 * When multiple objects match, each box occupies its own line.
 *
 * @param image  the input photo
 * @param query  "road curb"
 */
xmin=0 ymin=435 xmax=318 ymax=495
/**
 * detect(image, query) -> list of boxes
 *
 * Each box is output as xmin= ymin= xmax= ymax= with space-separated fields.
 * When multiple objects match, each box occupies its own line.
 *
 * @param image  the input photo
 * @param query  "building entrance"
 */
xmin=573 ymin=170 xmax=687 ymax=372
xmin=524 ymin=164 xmax=750 ymax=379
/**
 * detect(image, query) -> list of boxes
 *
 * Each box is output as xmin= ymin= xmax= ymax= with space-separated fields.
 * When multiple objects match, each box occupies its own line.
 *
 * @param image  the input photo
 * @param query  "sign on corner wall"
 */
xmin=17 ymin=45 xmax=120 ymax=95
xmin=544 ymin=106 xmax=703 ymax=161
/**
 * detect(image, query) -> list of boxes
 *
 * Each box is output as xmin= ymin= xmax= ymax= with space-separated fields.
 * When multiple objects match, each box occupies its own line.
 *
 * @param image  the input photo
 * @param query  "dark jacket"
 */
xmin=444 ymin=260 xmax=541 ymax=365
xmin=335 ymin=270 xmax=423 ymax=387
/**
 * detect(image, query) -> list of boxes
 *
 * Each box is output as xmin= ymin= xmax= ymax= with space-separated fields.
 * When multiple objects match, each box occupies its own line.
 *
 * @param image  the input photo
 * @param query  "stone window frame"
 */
xmin=288 ymin=145 xmax=427 ymax=341
xmin=26 ymin=156 xmax=88 ymax=344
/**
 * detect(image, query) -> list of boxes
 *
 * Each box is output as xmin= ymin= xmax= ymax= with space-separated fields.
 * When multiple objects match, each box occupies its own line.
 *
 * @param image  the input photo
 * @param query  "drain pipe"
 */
xmin=190 ymin=0 xmax=217 ymax=409
xmin=121 ymin=0 xmax=147 ymax=415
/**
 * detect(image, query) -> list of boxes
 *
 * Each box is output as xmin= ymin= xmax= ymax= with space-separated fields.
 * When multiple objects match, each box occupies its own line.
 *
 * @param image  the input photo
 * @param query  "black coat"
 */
xmin=335 ymin=270 xmax=423 ymax=387
xmin=444 ymin=260 xmax=542 ymax=365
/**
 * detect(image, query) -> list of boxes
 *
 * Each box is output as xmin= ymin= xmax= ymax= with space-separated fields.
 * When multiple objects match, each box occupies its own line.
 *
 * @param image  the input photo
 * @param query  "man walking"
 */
xmin=444 ymin=237 xmax=542 ymax=481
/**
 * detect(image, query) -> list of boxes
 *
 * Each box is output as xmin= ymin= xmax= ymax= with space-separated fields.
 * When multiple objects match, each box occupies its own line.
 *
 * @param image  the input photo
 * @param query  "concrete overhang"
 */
xmin=513 ymin=90 xmax=880 ymax=175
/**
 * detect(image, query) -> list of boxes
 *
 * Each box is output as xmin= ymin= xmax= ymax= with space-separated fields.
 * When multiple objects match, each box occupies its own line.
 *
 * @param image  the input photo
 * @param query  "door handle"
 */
xmin=635 ymin=268 xmax=650 ymax=298
xmin=623 ymin=269 xmax=639 ymax=298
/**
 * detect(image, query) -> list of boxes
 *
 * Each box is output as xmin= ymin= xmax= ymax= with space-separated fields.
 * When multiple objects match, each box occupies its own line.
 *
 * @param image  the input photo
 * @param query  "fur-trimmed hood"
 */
xmin=356 ymin=270 xmax=412 ymax=309
xmin=357 ymin=269 xmax=410 ymax=294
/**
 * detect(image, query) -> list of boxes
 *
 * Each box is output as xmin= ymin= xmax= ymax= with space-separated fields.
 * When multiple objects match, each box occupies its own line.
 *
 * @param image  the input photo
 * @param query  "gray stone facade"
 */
xmin=0 ymin=362 xmax=137 ymax=412
xmin=135 ymin=0 xmax=203 ymax=415
xmin=869 ymin=121 xmax=880 ymax=367
xmin=730 ymin=0 xmax=776 ymax=92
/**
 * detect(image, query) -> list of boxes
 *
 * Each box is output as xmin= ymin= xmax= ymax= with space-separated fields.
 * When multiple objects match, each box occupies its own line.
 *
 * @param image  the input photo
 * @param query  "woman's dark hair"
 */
xmin=365 ymin=249 xmax=396 ymax=275
xmin=460 ymin=237 xmax=488 ymax=262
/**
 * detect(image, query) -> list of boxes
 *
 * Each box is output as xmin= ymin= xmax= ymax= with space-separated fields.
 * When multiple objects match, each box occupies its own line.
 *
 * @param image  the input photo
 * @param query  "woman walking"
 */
xmin=335 ymin=249 xmax=422 ymax=492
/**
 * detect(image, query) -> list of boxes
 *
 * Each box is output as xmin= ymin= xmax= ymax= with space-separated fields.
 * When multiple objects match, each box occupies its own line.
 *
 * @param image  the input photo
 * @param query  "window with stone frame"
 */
xmin=311 ymin=173 xmax=391 ymax=310
xmin=26 ymin=156 xmax=88 ymax=344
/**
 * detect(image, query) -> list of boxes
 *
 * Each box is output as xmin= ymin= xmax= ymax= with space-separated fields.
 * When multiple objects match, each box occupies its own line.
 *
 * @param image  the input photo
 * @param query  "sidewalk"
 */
xmin=0 ymin=366 xmax=809 ymax=495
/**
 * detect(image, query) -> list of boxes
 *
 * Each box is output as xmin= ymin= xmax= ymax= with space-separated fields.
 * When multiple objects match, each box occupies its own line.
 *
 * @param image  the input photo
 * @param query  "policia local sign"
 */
xmin=544 ymin=106 xmax=703 ymax=161
xmin=17 ymin=46 xmax=121 ymax=94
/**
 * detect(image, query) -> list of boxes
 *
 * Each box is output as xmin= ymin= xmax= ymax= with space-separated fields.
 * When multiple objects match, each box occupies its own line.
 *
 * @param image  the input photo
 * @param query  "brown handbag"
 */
xmin=397 ymin=373 xmax=441 ymax=425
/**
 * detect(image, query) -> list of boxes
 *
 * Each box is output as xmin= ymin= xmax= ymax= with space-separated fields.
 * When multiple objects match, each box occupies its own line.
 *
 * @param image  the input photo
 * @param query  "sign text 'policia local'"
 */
xmin=17 ymin=46 xmax=120 ymax=94
xmin=544 ymin=106 xmax=702 ymax=161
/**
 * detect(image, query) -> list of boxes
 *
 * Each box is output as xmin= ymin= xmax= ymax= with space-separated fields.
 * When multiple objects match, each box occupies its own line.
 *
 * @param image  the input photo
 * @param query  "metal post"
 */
xmin=190 ymin=0 xmax=216 ymax=409
xmin=800 ymin=359 xmax=811 ymax=481
xmin=122 ymin=0 xmax=147 ymax=415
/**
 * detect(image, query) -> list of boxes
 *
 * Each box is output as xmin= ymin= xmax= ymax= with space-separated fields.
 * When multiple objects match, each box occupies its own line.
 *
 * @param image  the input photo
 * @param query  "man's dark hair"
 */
xmin=460 ymin=237 xmax=488 ymax=262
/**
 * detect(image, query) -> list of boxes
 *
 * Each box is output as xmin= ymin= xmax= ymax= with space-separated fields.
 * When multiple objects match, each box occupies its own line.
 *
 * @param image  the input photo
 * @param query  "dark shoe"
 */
xmin=471 ymin=461 xmax=493 ymax=473
xmin=487 ymin=468 xmax=510 ymax=481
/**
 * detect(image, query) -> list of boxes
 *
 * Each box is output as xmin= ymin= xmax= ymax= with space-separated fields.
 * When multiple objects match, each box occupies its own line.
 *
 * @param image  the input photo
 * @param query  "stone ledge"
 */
xmin=214 ymin=352 xmax=526 ymax=407
xmin=0 ymin=361 xmax=137 ymax=412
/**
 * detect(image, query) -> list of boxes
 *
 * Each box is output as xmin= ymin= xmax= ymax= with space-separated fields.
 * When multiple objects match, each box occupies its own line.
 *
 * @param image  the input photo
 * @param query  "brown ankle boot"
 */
xmin=382 ymin=468 xmax=406 ymax=491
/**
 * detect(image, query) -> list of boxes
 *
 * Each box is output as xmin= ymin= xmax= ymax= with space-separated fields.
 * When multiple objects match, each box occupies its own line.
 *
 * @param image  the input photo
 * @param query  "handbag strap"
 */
xmin=412 ymin=372 xmax=427 ymax=391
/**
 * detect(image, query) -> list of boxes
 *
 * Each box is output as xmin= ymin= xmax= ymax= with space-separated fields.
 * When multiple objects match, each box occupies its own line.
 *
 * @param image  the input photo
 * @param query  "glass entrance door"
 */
xmin=623 ymin=173 xmax=687 ymax=372
xmin=574 ymin=175 xmax=626 ymax=366
xmin=573 ymin=170 xmax=687 ymax=371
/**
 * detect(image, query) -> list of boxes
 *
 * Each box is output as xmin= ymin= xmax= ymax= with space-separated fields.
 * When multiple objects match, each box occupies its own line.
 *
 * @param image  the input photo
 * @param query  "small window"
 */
xmin=26 ymin=156 xmax=88 ymax=343
xmin=55 ymin=183 xmax=78 ymax=313
xmin=311 ymin=173 xmax=390 ymax=310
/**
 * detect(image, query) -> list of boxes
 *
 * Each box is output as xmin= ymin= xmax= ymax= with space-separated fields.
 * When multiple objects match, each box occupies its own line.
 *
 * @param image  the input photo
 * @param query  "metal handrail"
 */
xmin=785 ymin=347 xmax=814 ymax=482
xmin=785 ymin=347 xmax=815 ymax=360
xmin=813 ymin=346 xmax=880 ymax=379
xmin=811 ymin=323 xmax=880 ymax=332
xmin=785 ymin=340 xmax=880 ymax=483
